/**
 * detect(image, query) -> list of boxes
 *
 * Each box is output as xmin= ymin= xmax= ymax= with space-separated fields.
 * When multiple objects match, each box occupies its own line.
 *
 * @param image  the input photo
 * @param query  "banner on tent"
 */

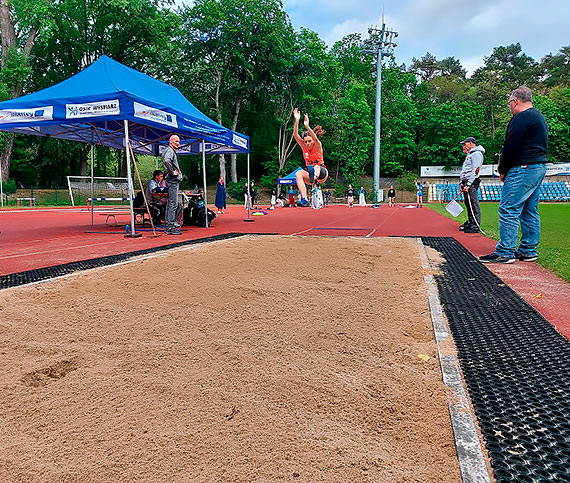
xmin=66 ymin=100 xmax=120 ymax=118
xmin=0 ymin=106 xmax=53 ymax=123
xmin=134 ymin=102 xmax=177 ymax=128
xmin=232 ymin=134 xmax=248 ymax=149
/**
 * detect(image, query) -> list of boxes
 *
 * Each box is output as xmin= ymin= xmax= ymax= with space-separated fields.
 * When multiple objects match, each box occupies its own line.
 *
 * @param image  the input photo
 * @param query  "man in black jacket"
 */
xmin=480 ymin=86 xmax=548 ymax=264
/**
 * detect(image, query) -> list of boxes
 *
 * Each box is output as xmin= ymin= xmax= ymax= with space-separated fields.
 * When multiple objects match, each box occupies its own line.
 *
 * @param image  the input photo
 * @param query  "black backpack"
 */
xmin=183 ymin=200 xmax=216 ymax=227
xmin=195 ymin=207 xmax=217 ymax=227
xmin=133 ymin=191 xmax=145 ymax=208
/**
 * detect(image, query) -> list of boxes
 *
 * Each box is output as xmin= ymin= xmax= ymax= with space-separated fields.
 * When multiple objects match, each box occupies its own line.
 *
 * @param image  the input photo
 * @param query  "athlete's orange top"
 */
xmin=303 ymin=147 xmax=324 ymax=167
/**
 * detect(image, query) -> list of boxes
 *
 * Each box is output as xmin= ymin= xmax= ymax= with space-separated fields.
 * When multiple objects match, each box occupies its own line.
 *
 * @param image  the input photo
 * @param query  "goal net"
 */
xmin=67 ymin=176 xmax=131 ymax=207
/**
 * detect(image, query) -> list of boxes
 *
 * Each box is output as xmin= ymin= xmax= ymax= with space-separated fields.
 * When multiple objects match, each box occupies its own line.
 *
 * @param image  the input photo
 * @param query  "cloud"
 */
xmin=386 ymin=0 xmax=570 ymax=70
xmin=324 ymin=18 xmax=373 ymax=47
xmin=461 ymin=55 xmax=486 ymax=77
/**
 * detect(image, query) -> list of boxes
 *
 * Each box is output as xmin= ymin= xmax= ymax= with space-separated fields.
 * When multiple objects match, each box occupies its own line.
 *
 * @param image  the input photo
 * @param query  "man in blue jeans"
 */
xmin=480 ymin=86 xmax=548 ymax=264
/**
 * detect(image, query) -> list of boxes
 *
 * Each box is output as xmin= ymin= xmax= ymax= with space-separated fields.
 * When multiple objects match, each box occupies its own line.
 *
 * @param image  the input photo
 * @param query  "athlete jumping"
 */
xmin=292 ymin=108 xmax=328 ymax=207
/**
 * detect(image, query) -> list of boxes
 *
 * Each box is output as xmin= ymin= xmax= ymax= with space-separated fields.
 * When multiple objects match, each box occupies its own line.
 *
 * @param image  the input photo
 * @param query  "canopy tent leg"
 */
xmin=0 ymin=154 xmax=4 ymax=208
xmin=244 ymin=153 xmax=253 ymax=222
xmin=201 ymin=139 xmax=208 ymax=228
xmin=90 ymin=143 xmax=94 ymax=225
xmin=124 ymin=120 xmax=138 ymax=237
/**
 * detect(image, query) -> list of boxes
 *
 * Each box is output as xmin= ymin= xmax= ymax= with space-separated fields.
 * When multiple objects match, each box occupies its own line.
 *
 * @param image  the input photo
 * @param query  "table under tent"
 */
xmin=0 ymin=55 xmax=250 ymax=235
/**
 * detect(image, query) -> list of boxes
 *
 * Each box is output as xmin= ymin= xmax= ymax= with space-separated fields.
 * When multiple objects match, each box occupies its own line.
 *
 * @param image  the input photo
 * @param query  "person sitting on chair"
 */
xmin=144 ymin=169 xmax=167 ymax=226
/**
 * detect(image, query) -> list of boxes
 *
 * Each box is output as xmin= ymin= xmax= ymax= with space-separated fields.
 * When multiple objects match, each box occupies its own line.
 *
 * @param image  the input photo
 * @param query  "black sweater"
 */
xmin=498 ymin=107 xmax=548 ymax=174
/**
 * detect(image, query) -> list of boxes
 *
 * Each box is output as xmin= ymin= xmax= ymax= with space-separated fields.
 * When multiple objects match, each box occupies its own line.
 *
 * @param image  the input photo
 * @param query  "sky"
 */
xmin=282 ymin=0 xmax=570 ymax=76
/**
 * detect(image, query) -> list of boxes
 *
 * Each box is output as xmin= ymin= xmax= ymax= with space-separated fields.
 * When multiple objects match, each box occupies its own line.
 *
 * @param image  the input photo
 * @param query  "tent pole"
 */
xmin=0 ymin=155 xmax=4 ymax=208
xmin=90 ymin=143 xmax=94 ymax=225
xmin=124 ymin=120 xmax=137 ymax=236
xmin=244 ymin=152 xmax=253 ymax=222
xmin=201 ymin=139 xmax=208 ymax=228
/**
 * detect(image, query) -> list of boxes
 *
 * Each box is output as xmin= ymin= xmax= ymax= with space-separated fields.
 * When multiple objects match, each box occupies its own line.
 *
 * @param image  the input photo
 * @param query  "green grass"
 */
xmin=427 ymin=202 xmax=570 ymax=283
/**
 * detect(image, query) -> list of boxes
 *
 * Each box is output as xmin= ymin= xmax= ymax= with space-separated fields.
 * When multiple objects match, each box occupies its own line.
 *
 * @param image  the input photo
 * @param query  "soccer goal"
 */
xmin=67 ymin=176 xmax=131 ymax=206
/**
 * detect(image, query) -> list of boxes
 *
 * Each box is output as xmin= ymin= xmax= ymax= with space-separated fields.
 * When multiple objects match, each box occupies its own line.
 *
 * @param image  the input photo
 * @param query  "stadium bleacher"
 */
xmin=433 ymin=181 xmax=570 ymax=202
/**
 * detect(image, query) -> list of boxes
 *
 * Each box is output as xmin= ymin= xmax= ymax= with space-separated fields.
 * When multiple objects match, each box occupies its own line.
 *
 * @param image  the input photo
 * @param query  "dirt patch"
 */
xmin=0 ymin=235 xmax=460 ymax=482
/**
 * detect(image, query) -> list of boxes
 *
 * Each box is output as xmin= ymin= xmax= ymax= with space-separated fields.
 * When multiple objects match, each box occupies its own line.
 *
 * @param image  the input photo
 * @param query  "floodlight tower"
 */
xmin=363 ymin=20 xmax=398 ymax=202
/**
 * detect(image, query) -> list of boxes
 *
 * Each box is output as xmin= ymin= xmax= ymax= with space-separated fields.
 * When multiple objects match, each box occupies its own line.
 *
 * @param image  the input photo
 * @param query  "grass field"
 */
xmin=427 ymin=202 xmax=570 ymax=283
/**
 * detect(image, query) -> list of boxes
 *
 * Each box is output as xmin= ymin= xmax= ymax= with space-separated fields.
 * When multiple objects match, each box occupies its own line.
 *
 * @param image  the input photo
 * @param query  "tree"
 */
xmin=379 ymin=67 xmax=418 ymax=175
xmin=179 ymin=0 xmax=294 ymax=183
xmin=541 ymin=46 xmax=570 ymax=88
xmin=534 ymin=91 xmax=570 ymax=162
xmin=471 ymin=44 xmax=541 ymax=143
xmin=0 ymin=0 xmax=50 ymax=180
xmin=417 ymin=101 xmax=485 ymax=168
xmin=13 ymin=0 xmax=179 ymax=183
xmin=334 ymin=80 xmax=374 ymax=185
xmin=410 ymin=53 xmax=440 ymax=82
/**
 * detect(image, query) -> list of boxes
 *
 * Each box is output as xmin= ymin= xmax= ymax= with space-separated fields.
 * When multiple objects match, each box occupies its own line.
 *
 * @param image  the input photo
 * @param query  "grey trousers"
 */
xmin=463 ymin=177 xmax=481 ymax=226
xmin=165 ymin=178 xmax=180 ymax=229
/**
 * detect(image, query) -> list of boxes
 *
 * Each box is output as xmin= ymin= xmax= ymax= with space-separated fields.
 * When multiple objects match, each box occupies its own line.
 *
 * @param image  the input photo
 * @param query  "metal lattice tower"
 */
xmin=363 ymin=21 xmax=398 ymax=202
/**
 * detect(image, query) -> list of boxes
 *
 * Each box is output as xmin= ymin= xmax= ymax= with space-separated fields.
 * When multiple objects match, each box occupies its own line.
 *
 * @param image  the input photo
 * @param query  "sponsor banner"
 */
xmin=133 ymin=102 xmax=177 ymax=128
xmin=66 ymin=99 xmax=120 ymax=119
xmin=0 ymin=106 xmax=53 ymax=123
xmin=232 ymin=133 xmax=248 ymax=150
xmin=422 ymin=163 xmax=570 ymax=177
xmin=421 ymin=165 xmax=498 ymax=177
xmin=546 ymin=162 xmax=570 ymax=176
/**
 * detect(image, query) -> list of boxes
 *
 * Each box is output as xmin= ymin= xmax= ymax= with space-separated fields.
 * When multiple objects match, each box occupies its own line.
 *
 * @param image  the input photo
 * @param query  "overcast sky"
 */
xmin=283 ymin=0 xmax=570 ymax=75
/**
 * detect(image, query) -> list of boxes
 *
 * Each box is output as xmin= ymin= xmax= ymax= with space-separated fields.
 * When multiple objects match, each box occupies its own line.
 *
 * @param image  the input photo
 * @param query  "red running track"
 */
xmin=1 ymin=203 xmax=569 ymax=338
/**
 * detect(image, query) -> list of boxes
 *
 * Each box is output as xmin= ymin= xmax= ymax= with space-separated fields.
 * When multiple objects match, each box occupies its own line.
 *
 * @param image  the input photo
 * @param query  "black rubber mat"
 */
xmin=0 ymin=233 xmax=267 ymax=290
xmin=422 ymin=237 xmax=570 ymax=482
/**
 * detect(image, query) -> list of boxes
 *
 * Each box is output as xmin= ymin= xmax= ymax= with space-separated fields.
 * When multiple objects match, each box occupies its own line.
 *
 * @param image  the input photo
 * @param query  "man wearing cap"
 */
xmin=458 ymin=136 xmax=485 ymax=233
xmin=480 ymin=86 xmax=548 ymax=264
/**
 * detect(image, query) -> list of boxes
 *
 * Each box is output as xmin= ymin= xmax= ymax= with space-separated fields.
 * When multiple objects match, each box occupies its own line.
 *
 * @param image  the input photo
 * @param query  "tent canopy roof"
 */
xmin=0 ymin=55 xmax=248 ymax=155
xmin=278 ymin=167 xmax=303 ymax=184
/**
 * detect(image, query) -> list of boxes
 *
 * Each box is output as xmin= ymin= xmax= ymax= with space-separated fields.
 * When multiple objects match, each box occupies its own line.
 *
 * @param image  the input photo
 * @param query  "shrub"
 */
xmin=227 ymin=178 xmax=249 ymax=201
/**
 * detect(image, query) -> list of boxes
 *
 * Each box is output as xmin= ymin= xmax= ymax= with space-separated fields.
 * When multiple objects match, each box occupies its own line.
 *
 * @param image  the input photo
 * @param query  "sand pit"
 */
xmin=0 ymin=236 xmax=460 ymax=482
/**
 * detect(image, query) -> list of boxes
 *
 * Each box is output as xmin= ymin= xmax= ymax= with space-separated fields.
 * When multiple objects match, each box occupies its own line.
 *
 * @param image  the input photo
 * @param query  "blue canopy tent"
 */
xmin=277 ymin=167 xmax=303 ymax=185
xmin=0 ymin=55 xmax=250 ymax=232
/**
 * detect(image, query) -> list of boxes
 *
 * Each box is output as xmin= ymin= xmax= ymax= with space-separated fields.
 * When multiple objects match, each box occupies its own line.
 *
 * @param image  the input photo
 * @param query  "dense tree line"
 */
xmin=1 ymin=0 xmax=568 ymax=190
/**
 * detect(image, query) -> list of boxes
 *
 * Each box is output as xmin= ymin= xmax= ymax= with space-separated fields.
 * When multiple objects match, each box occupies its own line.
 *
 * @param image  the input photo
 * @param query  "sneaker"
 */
xmin=297 ymin=198 xmax=310 ymax=207
xmin=479 ymin=253 xmax=515 ymax=264
xmin=174 ymin=222 xmax=181 ymax=228
xmin=463 ymin=227 xmax=480 ymax=233
xmin=165 ymin=229 xmax=182 ymax=235
xmin=515 ymin=251 xmax=538 ymax=262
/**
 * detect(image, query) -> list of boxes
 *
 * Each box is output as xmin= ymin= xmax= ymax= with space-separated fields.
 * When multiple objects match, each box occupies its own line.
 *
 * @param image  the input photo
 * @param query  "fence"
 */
xmin=3 ymin=187 xmax=133 ymax=207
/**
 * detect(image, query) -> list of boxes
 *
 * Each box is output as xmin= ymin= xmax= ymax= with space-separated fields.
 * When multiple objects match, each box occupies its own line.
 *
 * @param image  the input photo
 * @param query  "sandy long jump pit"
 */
xmin=0 ymin=236 xmax=460 ymax=482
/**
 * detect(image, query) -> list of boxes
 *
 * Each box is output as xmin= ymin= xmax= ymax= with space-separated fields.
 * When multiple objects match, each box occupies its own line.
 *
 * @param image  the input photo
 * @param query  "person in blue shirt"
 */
xmin=416 ymin=181 xmax=423 ymax=208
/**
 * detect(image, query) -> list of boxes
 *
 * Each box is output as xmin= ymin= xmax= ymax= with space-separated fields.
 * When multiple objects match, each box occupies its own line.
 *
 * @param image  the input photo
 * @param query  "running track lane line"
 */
xmin=364 ymin=206 xmax=401 ymax=237
xmin=0 ymin=232 xmax=114 ymax=251
xmin=290 ymin=210 xmax=357 ymax=236
xmin=291 ymin=207 xmax=401 ymax=238
xmin=0 ymin=239 xmax=128 ymax=260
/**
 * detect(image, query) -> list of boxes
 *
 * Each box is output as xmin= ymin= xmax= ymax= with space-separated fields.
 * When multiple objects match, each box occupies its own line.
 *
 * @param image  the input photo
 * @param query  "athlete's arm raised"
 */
xmin=303 ymin=113 xmax=323 ymax=152
xmin=292 ymin=108 xmax=304 ymax=149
